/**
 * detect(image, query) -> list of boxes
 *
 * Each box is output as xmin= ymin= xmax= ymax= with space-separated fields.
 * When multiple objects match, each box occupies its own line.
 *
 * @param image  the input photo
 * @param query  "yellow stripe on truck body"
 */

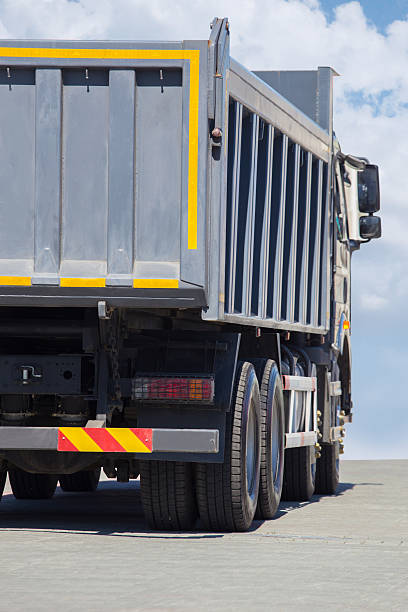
xmin=0 ymin=276 xmax=31 ymax=286
xmin=60 ymin=278 xmax=106 ymax=288
xmin=133 ymin=279 xmax=179 ymax=289
xmin=0 ymin=46 xmax=200 ymax=255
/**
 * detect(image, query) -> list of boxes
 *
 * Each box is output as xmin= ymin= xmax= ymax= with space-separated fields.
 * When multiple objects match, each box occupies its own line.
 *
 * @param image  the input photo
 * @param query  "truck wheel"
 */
xmin=195 ymin=361 xmax=261 ymax=532
xmin=0 ymin=469 xmax=6 ymax=501
xmin=59 ymin=467 xmax=101 ymax=493
xmin=8 ymin=467 xmax=58 ymax=500
xmin=315 ymin=442 xmax=339 ymax=494
xmin=281 ymin=445 xmax=316 ymax=501
xmin=253 ymin=359 xmax=285 ymax=519
xmin=139 ymin=461 xmax=197 ymax=531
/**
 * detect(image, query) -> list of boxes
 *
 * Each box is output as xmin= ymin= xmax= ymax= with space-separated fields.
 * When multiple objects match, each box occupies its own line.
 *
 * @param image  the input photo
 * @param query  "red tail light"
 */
xmin=132 ymin=377 xmax=214 ymax=402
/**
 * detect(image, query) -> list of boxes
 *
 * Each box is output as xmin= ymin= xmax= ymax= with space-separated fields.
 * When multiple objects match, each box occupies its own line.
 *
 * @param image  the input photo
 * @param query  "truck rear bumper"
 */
xmin=0 ymin=427 xmax=219 ymax=454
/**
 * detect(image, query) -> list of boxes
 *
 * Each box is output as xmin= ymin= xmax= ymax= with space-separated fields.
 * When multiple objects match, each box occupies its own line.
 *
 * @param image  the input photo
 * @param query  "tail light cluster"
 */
xmin=132 ymin=376 xmax=214 ymax=403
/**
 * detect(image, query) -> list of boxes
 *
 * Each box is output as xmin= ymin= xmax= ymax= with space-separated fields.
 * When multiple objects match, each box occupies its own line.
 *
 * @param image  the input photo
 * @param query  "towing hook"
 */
xmin=20 ymin=366 xmax=43 ymax=385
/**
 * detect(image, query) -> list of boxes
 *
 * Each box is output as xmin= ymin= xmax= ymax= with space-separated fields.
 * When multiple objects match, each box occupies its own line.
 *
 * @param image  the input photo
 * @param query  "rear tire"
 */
xmin=281 ymin=445 xmax=316 ymax=501
xmin=315 ymin=442 xmax=339 ymax=494
xmin=140 ymin=461 xmax=197 ymax=531
xmin=59 ymin=467 xmax=101 ymax=493
xmin=195 ymin=361 xmax=261 ymax=532
xmin=0 ymin=469 xmax=6 ymax=502
xmin=9 ymin=467 xmax=58 ymax=500
xmin=253 ymin=359 xmax=285 ymax=519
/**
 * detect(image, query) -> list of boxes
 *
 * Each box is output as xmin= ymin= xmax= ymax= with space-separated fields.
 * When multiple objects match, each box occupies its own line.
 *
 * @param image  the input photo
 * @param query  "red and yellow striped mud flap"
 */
xmin=58 ymin=427 xmax=153 ymax=453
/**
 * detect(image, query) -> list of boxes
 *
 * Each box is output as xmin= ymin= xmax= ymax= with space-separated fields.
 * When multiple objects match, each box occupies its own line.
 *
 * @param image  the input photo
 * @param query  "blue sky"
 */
xmin=322 ymin=0 xmax=408 ymax=30
xmin=311 ymin=4 xmax=408 ymax=459
xmin=0 ymin=0 xmax=406 ymax=459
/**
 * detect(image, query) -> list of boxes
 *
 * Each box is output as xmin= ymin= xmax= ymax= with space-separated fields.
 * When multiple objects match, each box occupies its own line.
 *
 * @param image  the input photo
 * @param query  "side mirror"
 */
xmin=358 ymin=165 xmax=380 ymax=213
xmin=360 ymin=215 xmax=382 ymax=240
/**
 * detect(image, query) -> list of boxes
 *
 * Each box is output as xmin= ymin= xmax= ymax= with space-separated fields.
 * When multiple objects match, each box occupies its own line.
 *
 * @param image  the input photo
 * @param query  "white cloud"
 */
xmin=359 ymin=294 xmax=387 ymax=312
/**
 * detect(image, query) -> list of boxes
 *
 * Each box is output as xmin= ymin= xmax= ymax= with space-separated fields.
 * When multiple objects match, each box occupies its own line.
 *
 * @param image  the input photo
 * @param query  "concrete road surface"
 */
xmin=0 ymin=460 xmax=407 ymax=611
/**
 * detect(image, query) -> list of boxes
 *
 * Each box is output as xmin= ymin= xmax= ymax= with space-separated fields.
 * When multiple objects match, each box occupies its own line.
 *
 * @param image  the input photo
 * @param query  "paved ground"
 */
xmin=0 ymin=460 xmax=407 ymax=611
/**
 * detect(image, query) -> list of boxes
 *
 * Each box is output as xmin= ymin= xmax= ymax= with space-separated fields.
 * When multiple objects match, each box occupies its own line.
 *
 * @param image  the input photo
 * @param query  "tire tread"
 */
xmin=59 ymin=468 xmax=101 ymax=493
xmin=281 ymin=446 xmax=315 ymax=501
xmin=9 ymin=468 xmax=58 ymax=500
xmin=140 ymin=460 xmax=197 ymax=531
xmin=315 ymin=442 xmax=339 ymax=495
xmin=196 ymin=362 xmax=260 ymax=532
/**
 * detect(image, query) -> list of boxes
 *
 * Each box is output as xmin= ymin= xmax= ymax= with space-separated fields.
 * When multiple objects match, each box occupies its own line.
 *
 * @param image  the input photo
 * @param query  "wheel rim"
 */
xmin=246 ymin=397 xmax=257 ymax=499
xmin=271 ymin=393 xmax=280 ymax=483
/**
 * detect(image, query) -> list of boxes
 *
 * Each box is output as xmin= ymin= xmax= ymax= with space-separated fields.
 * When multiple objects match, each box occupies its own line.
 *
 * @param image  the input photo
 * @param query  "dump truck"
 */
xmin=0 ymin=18 xmax=381 ymax=531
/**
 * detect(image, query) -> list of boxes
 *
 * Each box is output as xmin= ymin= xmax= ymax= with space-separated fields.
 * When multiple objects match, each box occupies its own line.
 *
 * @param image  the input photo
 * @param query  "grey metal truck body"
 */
xmin=0 ymin=19 xmax=381 ymax=531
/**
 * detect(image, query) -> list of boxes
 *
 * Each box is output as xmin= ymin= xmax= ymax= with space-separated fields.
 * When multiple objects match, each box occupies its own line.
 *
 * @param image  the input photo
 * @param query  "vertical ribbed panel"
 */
xmin=242 ymin=114 xmax=259 ymax=316
xmin=318 ymin=164 xmax=330 ymax=326
xmin=282 ymin=142 xmax=300 ymax=321
xmin=61 ymin=69 xmax=109 ymax=275
xmin=226 ymin=102 xmax=242 ymax=314
xmin=107 ymin=70 xmax=135 ymax=285
xmin=234 ymin=111 xmax=254 ymax=313
xmin=307 ymin=159 xmax=323 ymax=326
xmin=134 ymin=69 xmax=183 ymax=265
xmin=272 ymin=134 xmax=288 ymax=321
xmin=224 ymin=98 xmax=330 ymax=330
xmin=255 ymin=124 xmax=274 ymax=318
xmin=295 ymin=151 xmax=312 ymax=324
xmin=0 ymin=69 xmax=35 ymax=267
xmin=33 ymin=69 xmax=61 ymax=284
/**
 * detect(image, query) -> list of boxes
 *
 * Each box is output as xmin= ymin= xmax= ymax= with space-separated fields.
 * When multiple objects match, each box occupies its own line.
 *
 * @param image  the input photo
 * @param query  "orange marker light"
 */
xmin=343 ymin=320 xmax=350 ymax=330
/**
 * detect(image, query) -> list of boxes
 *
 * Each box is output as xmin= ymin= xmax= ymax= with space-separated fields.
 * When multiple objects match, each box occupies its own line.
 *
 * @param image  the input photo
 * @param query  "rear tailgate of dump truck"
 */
xmin=0 ymin=41 xmax=208 ymax=308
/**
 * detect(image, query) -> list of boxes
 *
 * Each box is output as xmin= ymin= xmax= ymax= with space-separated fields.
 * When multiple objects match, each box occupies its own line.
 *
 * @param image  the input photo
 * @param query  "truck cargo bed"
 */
xmin=0 ymin=41 xmax=208 ymax=303
xmin=0 ymin=33 xmax=332 ymax=333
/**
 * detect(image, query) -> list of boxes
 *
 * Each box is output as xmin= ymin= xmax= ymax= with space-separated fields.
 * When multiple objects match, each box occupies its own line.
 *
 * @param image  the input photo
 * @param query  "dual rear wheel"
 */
xmin=8 ymin=468 xmax=58 ymax=499
xmin=140 ymin=361 xmax=262 ymax=531
xmin=59 ymin=468 xmax=101 ymax=493
xmin=140 ymin=360 xmax=286 ymax=531
xmin=140 ymin=357 xmax=340 ymax=531
xmin=5 ymin=466 xmax=101 ymax=500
